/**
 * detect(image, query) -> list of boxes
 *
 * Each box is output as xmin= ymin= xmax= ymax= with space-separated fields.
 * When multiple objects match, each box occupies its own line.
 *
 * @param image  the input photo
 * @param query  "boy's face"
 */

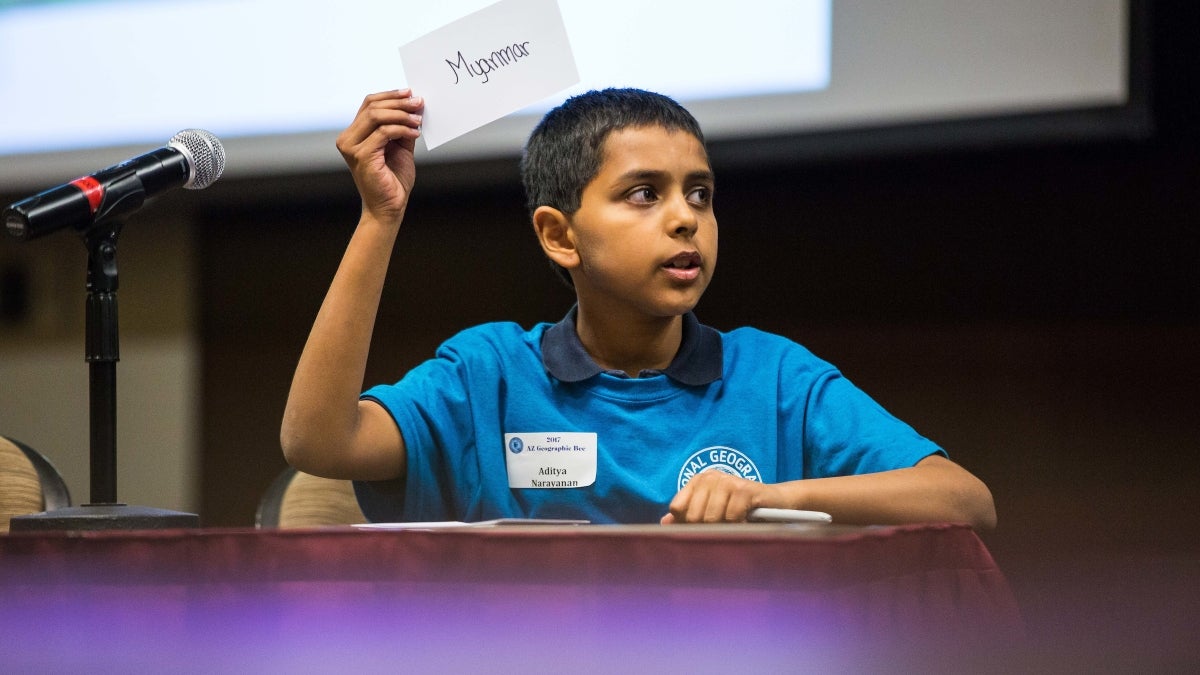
xmin=565 ymin=124 xmax=716 ymax=320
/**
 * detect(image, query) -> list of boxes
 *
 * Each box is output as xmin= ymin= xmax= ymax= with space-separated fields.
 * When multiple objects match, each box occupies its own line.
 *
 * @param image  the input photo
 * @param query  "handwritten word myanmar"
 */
xmin=446 ymin=41 xmax=532 ymax=84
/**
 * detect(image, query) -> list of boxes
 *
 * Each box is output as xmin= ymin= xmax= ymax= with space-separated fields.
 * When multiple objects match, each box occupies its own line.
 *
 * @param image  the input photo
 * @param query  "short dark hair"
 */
xmin=520 ymin=88 xmax=707 ymax=286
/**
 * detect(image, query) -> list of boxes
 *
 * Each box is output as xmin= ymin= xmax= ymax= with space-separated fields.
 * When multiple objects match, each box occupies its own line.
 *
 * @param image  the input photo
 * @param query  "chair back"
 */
xmin=256 ymin=466 xmax=366 ymax=528
xmin=1 ymin=436 xmax=71 ymax=533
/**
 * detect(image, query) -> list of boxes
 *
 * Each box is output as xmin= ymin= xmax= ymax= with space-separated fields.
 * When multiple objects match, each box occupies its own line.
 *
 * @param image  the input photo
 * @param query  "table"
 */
xmin=1 ymin=522 xmax=1022 ymax=672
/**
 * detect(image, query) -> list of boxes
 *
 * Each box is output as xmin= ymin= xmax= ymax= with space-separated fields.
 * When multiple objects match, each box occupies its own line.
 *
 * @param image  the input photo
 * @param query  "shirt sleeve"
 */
xmin=801 ymin=368 xmax=945 ymax=479
xmin=353 ymin=338 xmax=479 ymax=523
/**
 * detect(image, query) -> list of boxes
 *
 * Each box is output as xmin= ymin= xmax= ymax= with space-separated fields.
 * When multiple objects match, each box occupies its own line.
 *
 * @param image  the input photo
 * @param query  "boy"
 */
xmin=281 ymin=88 xmax=996 ymax=528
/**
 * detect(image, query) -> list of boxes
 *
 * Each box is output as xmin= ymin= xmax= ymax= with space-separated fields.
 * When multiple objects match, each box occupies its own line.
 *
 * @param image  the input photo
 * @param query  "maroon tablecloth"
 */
xmin=1 ymin=522 xmax=1022 ymax=672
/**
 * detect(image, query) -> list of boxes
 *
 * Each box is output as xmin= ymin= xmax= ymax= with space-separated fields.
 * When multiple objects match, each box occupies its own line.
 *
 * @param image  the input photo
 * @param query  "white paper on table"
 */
xmin=398 ymin=0 xmax=580 ymax=150
xmin=353 ymin=518 xmax=590 ymax=530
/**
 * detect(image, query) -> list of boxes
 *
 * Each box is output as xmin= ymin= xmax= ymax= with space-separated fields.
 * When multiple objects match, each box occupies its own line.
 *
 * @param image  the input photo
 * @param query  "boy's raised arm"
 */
xmin=280 ymin=90 xmax=424 ymax=481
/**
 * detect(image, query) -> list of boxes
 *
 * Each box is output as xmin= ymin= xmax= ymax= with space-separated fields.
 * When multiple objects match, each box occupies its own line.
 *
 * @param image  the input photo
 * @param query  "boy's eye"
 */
xmin=688 ymin=186 xmax=713 ymax=206
xmin=628 ymin=187 xmax=657 ymax=204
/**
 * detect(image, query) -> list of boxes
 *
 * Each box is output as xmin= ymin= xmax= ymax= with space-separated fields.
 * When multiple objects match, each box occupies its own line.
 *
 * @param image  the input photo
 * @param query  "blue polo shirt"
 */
xmin=355 ymin=309 xmax=943 ymax=524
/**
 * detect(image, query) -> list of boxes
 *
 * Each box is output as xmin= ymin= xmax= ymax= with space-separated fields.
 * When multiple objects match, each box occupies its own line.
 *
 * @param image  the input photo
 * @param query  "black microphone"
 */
xmin=3 ymin=129 xmax=226 ymax=241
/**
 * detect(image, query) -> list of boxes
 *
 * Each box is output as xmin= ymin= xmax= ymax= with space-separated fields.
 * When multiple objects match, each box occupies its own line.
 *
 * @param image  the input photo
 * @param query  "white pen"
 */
xmin=747 ymin=508 xmax=833 ymax=524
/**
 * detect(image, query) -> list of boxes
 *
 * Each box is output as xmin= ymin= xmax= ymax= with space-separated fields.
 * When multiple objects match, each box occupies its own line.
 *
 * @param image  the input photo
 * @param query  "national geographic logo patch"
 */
xmin=676 ymin=446 xmax=762 ymax=491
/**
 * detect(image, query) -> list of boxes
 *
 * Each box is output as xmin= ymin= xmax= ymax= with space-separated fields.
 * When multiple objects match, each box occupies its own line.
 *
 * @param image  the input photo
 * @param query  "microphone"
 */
xmin=3 ymin=129 xmax=226 ymax=241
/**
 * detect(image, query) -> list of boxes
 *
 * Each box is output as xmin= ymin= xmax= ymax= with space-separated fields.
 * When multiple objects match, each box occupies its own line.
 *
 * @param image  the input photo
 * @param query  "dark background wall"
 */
xmin=190 ymin=2 xmax=1198 ymax=665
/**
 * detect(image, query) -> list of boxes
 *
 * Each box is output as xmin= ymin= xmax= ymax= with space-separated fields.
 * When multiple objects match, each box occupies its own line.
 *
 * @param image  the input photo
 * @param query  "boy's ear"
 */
xmin=531 ymin=206 xmax=579 ymax=271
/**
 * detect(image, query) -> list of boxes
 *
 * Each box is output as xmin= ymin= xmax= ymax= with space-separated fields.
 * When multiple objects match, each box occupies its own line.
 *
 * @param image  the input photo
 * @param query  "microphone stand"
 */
xmin=10 ymin=214 xmax=200 ymax=531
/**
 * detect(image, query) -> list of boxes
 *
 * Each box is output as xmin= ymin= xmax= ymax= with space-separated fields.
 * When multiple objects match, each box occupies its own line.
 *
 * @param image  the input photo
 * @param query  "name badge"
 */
xmin=504 ymin=432 xmax=597 ymax=489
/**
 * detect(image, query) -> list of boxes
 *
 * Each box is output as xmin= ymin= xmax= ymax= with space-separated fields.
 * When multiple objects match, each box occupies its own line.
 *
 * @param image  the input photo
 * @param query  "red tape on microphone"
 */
xmin=70 ymin=175 xmax=105 ymax=214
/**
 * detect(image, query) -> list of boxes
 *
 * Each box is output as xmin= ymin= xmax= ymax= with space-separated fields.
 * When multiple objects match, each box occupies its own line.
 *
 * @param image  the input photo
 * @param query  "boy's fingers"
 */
xmin=702 ymin=491 xmax=730 ymax=523
xmin=341 ymin=92 xmax=424 ymax=146
xmin=725 ymin=490 xmax=754 ymax=522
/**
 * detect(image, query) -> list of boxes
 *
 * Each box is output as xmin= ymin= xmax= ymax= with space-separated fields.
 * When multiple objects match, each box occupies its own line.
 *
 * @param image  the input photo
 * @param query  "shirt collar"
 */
xmin=541 ymin=306 xmax=723 ymax=386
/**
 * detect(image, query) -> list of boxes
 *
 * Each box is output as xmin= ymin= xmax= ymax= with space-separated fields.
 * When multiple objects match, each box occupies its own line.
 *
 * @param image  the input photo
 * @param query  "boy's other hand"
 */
xmin=336 ymin=89 xmax=424 ymax=227
xmin=661 ymin=470 xmax=779 ymax=524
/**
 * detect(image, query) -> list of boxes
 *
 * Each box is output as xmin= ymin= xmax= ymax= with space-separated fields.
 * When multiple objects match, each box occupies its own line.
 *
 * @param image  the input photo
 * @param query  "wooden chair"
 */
xmin=255 ymin=466 xmax=366 ymax=528
xmin=1 ymin=435 xmax=71 ymax=534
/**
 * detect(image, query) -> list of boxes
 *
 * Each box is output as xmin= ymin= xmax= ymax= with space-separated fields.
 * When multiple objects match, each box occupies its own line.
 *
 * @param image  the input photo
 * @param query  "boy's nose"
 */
xmin=666 ymin=195 xmax=699 ymax=237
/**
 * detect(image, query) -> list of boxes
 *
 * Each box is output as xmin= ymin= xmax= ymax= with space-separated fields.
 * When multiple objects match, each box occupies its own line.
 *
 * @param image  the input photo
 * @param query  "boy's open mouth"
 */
xmin=663 ymin=251 xmax=701 ymax=270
